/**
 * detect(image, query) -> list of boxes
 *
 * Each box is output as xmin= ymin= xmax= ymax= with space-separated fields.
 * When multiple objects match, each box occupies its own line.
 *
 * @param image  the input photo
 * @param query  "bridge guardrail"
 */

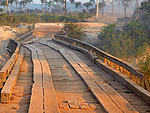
xmin=15 ymin=31 xmax=33 ymax=42
xmin=0 ymin=31 xmax=33 ymax=90
xmin=53 ymin=34 xmax=150 ymax=92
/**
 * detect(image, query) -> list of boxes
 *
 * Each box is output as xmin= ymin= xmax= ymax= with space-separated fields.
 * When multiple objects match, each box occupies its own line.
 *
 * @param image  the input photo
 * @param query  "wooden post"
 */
xmin=145 ymin=77 xmax=150 ymax=92
xmin=65 ymin=0 xmax=67 ymax=16
xmin=104 ymin=58 xmax=107 ymax=64
xmin=140 ymin=77 xmax=146 ymax=89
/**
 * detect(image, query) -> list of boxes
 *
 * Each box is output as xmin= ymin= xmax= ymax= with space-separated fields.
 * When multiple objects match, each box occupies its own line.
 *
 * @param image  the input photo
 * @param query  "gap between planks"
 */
xmin=26 ymin=44 xmax=60 ymax=113
xmin=41 ymin=41 xmax=138 ymax=113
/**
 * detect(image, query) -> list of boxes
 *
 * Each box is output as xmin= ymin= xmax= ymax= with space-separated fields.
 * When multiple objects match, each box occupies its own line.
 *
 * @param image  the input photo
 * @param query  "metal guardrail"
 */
xmin=54 ymin=34 xmax=150 ymax=92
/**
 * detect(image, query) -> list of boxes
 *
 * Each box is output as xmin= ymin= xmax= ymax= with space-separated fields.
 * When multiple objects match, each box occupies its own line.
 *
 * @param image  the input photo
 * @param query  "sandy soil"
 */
xmin=0 ymin=26 xmax=28 ymax=52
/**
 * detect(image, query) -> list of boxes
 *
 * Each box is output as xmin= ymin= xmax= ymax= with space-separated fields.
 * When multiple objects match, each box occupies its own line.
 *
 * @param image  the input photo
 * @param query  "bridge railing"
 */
xmin=54 ymin=34 xmax=150 ymax=92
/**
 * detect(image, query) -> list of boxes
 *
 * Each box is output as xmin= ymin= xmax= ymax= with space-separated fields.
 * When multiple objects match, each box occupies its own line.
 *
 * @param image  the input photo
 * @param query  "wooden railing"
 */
xmin=0 ymin=40 xmax=20 ymax=89
xmin=53 ymin=34 xmax=150 ymax=92
xmin=0 ymin=31 xmax=33 ymax=90
xmin=15 ymin=31 xmax=33 ymax=42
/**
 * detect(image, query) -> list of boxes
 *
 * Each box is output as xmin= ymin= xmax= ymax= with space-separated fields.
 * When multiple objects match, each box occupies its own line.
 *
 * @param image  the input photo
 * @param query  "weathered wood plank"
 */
xmin=58 ymin=48 xmax=123 ymax=113
xmin=68 ymin=101 xmax=79 ymax=109
xmin=1 ymin=48 xmax=24 ymax=103
xmin=40 ymin=41 xmax=60 ymax=51
xmin=24 ymin=45 xmax=43 ymax=113
xmin=66 ymin=50 xmax=138 ymax=113
xmin=30 ymin=45 xmax=60 ymax=113
xmin=0 ymin=52 xmax=18 ymax=88
xmin=78 ymin=103 xmax=90 ymax=109
xmin=59 ymin=102 xmax=69 ymax=109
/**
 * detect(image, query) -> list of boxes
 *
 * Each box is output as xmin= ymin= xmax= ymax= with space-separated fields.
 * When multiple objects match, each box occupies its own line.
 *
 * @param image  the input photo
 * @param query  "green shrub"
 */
xmin=62 ymin=22 xmax=86 ymax=40
xmin=97 ymin=21 xmax=149 ymax=59
xmin=97 ymin=21 xmax=150 ymax=76
xmin=140 ymin=56 xmax=150 ymax=76
xmin=0 ymin=13 xmax=90 ymax=26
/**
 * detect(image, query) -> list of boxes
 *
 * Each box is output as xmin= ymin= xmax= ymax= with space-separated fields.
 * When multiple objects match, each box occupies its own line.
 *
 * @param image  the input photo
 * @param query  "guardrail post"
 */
xmin=0 ymin=78 xmax=3 ymax=88
xmin=145 ymin=77 xmax=150 ymax=92
xmin=104 ymin=58 xmax=107 ymax=64
xmin=125 ymin=70 xmax=130 ymax=78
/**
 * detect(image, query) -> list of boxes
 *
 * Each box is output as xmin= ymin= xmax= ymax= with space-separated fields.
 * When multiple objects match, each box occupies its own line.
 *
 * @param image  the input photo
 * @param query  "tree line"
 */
xmin=0 ymin=0 xmax=141 ymax=18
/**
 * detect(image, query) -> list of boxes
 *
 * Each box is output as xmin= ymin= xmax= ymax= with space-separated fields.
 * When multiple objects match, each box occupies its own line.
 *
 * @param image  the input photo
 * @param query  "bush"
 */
xmin=140 ymin=56 xmax=150 ymax=76
xmin=62 ymin=22 xmax=86 ymax=40
xmin=97 ymin=21 xmax=149 ymax=59
xmin=0 ymin=13 xmax=90 ymax=26
xmin=97 ymin=21 xmax=150 ymax=76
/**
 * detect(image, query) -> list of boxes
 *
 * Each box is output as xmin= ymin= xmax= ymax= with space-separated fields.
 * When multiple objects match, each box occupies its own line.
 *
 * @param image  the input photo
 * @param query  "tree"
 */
xmin=69 ymin=0 xmax=74 ymax=12
xmin=90 ymin=0 xmax=95 ymax=4
xmin=140 ymin=0 xmax=150 ymax=26
xmin=28 ymin=0 xmax=33 ymax=14
xmin=135 ymin=0 xmax=139 ymax=18
xmin=62 ymin=22 xmax=86 ymax=40
xmin=0 ymin=8 xmax=3 ymax=13
xmin=14 ymin=0 xmax=18 ymax=12
xmin=65 ymin=0 xmax=66 ymax=15
xmin=115 ymin=0 xmax=121 ymax=13
xmin=140 ymin=0 xmax=150 ymax=16
xmin=60 ymin=0 xmax=64 ymax=13
xmin=48 ymin=1 xmax=54 ymax=12
xmin=1 ymin=0 xmax=7 ymax=13
xmin=24 ymin=0 xmax=29 ymax=13
xmin=83 ymin=2 xmax=93 ymax=10
xmin=111 ymin=0 xmax=114 ymax=15
xmin=9 ymin=0 xmax=14 ymax=11
xmin=41 ymin=0 xmax=46 ymax=14
xmin=100 ymin=0 xmax=106 ymax=19
xmin=122 ymin=0 xmax=132 ymax=17
xmin=78 ymin=3 xmax=82 ymax=12
xmin=74 ymin=2 xmax=81 ymax=12
xmin=53 ymin=0 xmax=60 ymax=4
xmin=7 ymin=0 xmax=9 ymax=15
xmin=90 ymin=0 xmax=95 ymax=8
xmin=53 ymin=0 xmax=60 ymax=13
xmin=96 ymin=0 xmax=99 ymax=18
xmin=97 ymin=1 xmax=105 ymax=19
xmin=19 ymin=0 xmax=25 ymax=10
xmin=97 ymin=21 xmax=149 ymax=59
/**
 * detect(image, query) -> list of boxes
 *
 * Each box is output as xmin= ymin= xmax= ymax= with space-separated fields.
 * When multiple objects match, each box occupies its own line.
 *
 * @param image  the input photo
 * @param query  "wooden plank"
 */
xmin=28 ymin=85 xmax=43 ymax=113
xmin=1 ymin=48 xmax=24 ymax=103
xmin=24 ymin=45 xmax=43 ymax=113
xmin=40 ymin=41 xmax=60 ymax=51
xmin=29 ymin=45 xmax=44 ymax=56
xmin=31 ymin=45 xmax=60 ymax=113
xmin=59 ymin=102 xmax=69 ymax=109
xmin=40 ymin=58 xmax=60 ymax=113
xmin=59 ymin=49 xmax=123 ymax=113
xmin=78 ymin=103 xmax=90 ymax=109
xmin=44 ymin=42 xmax=123 ymax=112
xmin=89 ymin=104 xmax=96 ymax=109
xmin=66 ymin=50 xmax=138 ymax=113
xmin=20 ymin=35 xmax=35 ymax=44
xmin=22 ymin=37 xmax=39 ymax=45
xmin=68 ymin=101 xmax=79 ymax=109
xmin=0 ymin=52 xmax=18 ymax=86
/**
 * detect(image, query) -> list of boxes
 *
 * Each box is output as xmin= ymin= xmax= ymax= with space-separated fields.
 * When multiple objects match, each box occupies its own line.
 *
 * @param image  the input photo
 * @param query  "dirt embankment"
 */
xmin=0 ymin=26 xmax=28 ymax=51
xmin=0 ymin=25 xmax=28 ymax=69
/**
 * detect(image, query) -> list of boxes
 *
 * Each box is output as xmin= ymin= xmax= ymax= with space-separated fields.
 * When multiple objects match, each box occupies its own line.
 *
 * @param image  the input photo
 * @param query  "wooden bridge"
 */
xmin=0 ymin=23 xmax=150 ymax=113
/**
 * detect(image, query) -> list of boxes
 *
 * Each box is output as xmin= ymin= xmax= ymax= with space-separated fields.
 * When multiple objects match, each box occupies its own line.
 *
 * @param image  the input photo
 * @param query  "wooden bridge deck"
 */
xmin=0 ymin=23 xmax=150 ymax=113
